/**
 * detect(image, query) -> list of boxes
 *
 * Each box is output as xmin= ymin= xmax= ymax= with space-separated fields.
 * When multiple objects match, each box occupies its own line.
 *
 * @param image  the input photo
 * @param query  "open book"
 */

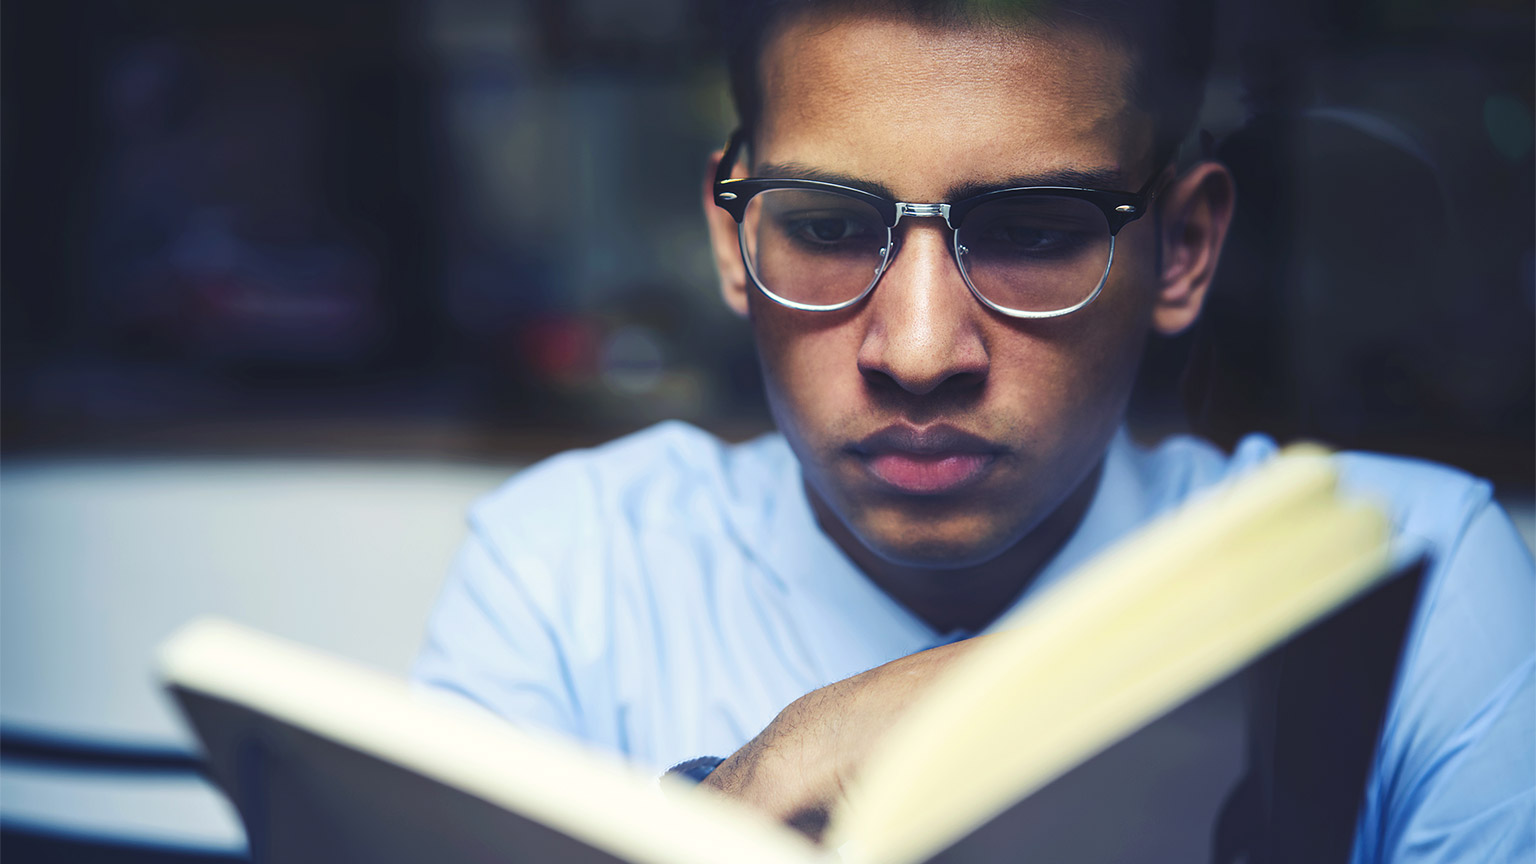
xmin=159 ymin=448 xmax=1423 ymax=864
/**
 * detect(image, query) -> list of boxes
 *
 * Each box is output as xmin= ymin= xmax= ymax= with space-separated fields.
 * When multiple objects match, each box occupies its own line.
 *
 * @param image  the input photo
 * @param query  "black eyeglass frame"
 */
xmin=712 ymin=128 xmax=1161 ymax=317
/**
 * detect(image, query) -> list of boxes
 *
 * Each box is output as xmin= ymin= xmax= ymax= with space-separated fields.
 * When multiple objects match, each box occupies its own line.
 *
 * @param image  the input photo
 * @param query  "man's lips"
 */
xmin=850 ymin=425 xmax=1004 ymax=495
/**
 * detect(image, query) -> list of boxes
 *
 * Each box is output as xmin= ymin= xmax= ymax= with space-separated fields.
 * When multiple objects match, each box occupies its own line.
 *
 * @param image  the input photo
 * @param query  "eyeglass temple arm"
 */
xmin=1136 ymin=140 xmax=1190 ymax=201
xmin=715 ymin=129 xmax=748 ymax=187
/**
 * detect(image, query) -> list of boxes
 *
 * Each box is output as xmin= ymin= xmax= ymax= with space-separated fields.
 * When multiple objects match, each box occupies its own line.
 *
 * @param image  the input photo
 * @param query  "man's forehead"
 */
xmin=754 ymin=10 xmax=1154 ymax=198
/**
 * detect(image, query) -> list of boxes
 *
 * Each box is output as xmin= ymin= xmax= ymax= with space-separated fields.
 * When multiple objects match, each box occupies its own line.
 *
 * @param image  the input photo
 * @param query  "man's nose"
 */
xmin=856 ymin=223 xmax=989 ymax=396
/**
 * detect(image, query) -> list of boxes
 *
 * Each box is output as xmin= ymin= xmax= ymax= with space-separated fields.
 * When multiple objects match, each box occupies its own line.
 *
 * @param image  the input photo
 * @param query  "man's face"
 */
xmin=725 ymin=13 xmax=1167 ymax=568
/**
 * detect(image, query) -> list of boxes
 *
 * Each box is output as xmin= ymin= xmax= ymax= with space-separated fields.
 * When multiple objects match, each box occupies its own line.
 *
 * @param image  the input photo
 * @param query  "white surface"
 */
xmin=0 ymin=760 xmax=246 ymax=851
xmin=0 ymin=457 xmax=514 ymax=748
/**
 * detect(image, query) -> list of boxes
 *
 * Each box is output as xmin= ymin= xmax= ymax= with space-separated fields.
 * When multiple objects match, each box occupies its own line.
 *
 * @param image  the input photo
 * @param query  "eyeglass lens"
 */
xmin=739 ymin=188 xmax=1113 ymax=314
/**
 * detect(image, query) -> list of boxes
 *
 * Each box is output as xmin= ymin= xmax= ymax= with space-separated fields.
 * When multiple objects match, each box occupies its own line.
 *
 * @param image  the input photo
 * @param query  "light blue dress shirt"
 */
xmin=413 ymin=421 xmax=1535 ymax=863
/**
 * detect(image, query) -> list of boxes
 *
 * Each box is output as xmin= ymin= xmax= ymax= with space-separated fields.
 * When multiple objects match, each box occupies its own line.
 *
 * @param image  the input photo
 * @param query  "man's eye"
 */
xmin=805 ymin=219 xmax=855 ymax=242
xmin=783 ymin=214 xmax=872 ymax=247
xmin=978 ymin=223 xmax=1083 ymax=256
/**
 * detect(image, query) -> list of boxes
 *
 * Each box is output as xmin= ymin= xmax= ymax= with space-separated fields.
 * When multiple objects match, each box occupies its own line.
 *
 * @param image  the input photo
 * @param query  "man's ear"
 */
xmin=704 ymin=150 xmax=751 ymax=318
xmin=1150 ymin=160 xmax=1235 ymax=336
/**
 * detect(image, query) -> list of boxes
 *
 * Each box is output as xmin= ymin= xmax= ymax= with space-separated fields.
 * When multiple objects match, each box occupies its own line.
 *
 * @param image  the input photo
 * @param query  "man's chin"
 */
xmin=855 ymin=524 xmax=1018 ymax=571
xmin=805 ymin=476 xmax=1039 ymax=572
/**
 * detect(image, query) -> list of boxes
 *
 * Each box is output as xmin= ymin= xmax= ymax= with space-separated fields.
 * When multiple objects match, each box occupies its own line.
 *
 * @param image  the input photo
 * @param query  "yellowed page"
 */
xmin=891 ymin=449 xmax=1340 ymax=714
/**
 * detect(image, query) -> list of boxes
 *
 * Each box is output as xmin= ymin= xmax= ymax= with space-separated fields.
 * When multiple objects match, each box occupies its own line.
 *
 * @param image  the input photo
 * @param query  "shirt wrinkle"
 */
xmin=1400 ymin=656 xmax=1536 ymax=812
xmin=457 ymin=522 xmax=586 ymax=732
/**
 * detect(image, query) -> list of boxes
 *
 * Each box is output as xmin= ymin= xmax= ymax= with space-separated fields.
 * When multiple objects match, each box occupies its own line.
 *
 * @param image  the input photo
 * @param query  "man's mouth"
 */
xmin=851 ymin=424 xmax=1003 ymax=495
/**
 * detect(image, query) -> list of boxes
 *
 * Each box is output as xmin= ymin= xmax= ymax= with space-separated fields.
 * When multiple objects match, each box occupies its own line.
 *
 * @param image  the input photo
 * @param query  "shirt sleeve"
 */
xmin=411 ymin=519 xmax=585 ymax=738
xmin=1356 ymin=500 xmax=1536 ymax=864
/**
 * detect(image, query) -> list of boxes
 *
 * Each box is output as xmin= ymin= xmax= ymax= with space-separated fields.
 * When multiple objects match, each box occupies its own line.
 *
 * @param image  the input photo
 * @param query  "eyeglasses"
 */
xmin=712 ymin=130 xmax=1160 ymax=318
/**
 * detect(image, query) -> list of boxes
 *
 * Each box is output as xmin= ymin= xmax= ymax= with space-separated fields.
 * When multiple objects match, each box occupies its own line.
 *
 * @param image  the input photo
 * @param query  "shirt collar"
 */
xmin=985 ymin=427 xmax=1160 ymax=625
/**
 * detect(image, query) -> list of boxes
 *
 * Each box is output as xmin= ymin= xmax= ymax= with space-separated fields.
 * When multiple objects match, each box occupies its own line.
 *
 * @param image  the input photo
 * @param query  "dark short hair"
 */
xmin=720 ymin=0 xmax=1216 ymax=167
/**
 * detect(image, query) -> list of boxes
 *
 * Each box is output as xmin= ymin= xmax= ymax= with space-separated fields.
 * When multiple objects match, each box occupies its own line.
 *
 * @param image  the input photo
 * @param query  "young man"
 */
xmin=414 ymin=1 xmax=1535 ymax=860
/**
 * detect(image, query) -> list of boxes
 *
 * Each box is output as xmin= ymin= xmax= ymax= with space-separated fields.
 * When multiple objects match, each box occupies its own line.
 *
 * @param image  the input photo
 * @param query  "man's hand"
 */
xmin=700 ymin=637 xmax=980 ymax=840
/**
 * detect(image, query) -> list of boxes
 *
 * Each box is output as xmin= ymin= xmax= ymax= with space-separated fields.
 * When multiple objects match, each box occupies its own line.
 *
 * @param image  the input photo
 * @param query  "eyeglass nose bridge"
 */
xmin=893 ymin=202 xmax=952 ymax=226
xmin=870 ymin=202 xmax=964 ymax=301
xmin=878 ymin=202 xmax=956 ymax=281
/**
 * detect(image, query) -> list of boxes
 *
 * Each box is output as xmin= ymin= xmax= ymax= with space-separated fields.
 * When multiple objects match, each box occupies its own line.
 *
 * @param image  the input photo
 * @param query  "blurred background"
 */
xmin=1 ymin=0 xmax=1531 ymax=860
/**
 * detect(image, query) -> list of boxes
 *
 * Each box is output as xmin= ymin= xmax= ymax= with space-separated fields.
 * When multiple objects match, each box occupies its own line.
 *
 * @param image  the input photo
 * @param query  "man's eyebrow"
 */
xmin=945 ymin=168 xmax=1128 ymax=201
xmin=753 ymin=163 xmax=898 ymax=200
xmin=751 ymin=163 xmax=1129 ymax=202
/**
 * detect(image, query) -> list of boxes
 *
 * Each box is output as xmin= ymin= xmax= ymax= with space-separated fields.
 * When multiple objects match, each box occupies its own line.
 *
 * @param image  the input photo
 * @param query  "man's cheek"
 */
xmin=765 ymin=340 xmax=858 ymax=426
